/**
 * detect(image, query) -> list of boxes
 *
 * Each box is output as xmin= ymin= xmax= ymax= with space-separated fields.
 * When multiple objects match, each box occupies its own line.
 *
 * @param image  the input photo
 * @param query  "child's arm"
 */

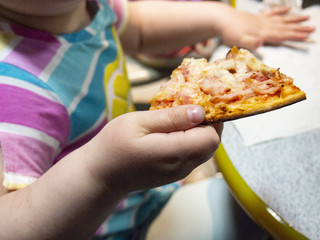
xmin=0 ymin=105 xmax=222 ymax=239
xmin=121 ymin=1 xmax=314 ymax=53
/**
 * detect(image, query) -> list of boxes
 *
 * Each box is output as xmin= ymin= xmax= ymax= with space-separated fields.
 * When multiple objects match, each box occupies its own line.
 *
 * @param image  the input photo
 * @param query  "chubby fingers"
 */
xmin=105 ymin=105 xmax=222 ymax=186
xmin=272 ymin=11 xmax=315 ymax=29
xmin=143 ymin=105 xmax=206 ymax=133
xmin=262 ymin=6 xmax=315 ymax=37
xmin=281 ymin=14 xmax=311 ymax=23
xmin=264 ymin=22 xmax=314 ymax=43
xmin=262 ymin=6 xmax=307 ymax=18
xmin=262 ymin=6 xmax=291 ymax=16
xmin=142 ymin=120 xmax=221 ymax=181
xmin=138 ymin=105 xmax=222 ymax=164
xmin=140 ymin=105 xmax=223 ymax=140
xmin=211 ymin=122 xmax=224 ymax=139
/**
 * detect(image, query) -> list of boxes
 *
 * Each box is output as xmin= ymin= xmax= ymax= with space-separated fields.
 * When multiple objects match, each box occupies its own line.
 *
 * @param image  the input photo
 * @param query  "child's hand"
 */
xmin=85 ymin=105 xmax=222 ymax=193
xmin=219 ymin=6 xmax=315 ymax=50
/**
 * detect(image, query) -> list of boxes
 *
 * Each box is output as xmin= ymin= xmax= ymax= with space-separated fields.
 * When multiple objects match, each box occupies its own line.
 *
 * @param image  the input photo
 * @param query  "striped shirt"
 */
xmin=0 ymin=0 xmax=178 ymax=238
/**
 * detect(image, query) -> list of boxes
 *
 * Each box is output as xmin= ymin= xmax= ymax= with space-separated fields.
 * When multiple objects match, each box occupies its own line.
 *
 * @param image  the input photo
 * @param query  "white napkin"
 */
xmin=210 ymin=6 xmax=320 ymax=146
xmin=262 ymin=0 xmax=303 ymax=13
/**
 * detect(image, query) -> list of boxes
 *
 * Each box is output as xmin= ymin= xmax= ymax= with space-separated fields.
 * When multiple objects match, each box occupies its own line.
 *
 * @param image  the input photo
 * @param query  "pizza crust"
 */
xmin=203 ymin=89 xmax=306 ymax=123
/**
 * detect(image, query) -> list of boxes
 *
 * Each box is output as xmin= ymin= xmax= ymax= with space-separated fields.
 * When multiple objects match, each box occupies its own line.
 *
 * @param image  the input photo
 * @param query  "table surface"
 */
xmin=212 ymin=1 xmax=320 ymax=239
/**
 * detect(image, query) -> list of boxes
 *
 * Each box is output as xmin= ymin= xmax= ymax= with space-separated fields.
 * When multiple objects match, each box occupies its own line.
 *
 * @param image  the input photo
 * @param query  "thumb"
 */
xmin=144 ymin=105 xmax=205 ymax=133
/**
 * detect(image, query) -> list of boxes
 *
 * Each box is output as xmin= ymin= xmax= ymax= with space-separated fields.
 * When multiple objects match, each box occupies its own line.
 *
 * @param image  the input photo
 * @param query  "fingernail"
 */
xmin=188 ymin=106 xmax=205 ymax=123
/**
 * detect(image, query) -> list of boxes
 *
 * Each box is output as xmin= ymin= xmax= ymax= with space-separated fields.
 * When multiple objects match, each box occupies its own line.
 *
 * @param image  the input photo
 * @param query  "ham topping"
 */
xmin=166 ymin=48 xmax=285 ymax=104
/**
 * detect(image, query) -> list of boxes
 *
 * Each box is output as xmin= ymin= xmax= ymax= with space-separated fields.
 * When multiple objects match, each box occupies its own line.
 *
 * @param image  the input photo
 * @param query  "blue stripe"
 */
xmin=0 ymin=63 xmax=53 ymax=91
xmin=67 ymin=28 xmax=117 ymax=141
xmin=62 ymin=30 xmax=93 ymax=43
xmin=90 ymin=0 xmax=116 ymax=33
xmin=101 ymin=184 xmax=178 ymax=237
xmin=61 ymin=0 xmax=115 ymax=43
xmin=46 ymin=42 xmax=96 ymax=107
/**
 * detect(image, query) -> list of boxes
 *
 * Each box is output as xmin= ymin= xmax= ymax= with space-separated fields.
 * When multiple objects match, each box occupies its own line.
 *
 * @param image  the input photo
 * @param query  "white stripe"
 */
xmin=0 ymin=123 xmax=61 ymax=151
xmin=0 ymin=76 xmax=62 ymax=104
xmin=67 ymin=31 xmax=109 ymax=114
xmin=3 ymin=172 xmax=37 ymax=186
xmin=85 ymin=27 xmax=97 ymax=35
xmin=116 ymin=0 xmax=129 ymax=35
xmin=0 ymin=35 xmax=22 ymax=61
xmin=39 ymin=38 xmax=71 ymax=83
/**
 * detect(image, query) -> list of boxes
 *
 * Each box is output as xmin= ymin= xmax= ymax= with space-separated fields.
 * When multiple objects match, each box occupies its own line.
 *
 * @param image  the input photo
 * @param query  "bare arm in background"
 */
xmin=121 ymin=1 xmax=314 ymax=53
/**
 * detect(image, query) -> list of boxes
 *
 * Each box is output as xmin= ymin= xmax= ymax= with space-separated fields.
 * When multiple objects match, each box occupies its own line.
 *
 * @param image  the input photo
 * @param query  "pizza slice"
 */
xmin=149 ymin=46 xmax=306 ymax=123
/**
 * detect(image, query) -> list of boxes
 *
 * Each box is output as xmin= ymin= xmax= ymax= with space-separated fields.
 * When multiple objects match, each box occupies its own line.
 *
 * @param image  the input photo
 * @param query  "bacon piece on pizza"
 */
xmin=149 ymin=46 xmax=306 ymax=123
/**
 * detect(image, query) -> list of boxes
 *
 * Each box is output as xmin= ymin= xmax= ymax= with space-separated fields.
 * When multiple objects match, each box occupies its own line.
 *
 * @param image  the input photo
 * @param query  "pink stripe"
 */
xmin=108 ymin=0 xmax=125 ymax=30
xmin=0 ymin=132 xmax=56 ymax=178
xmin=10 ymin=23 xmax=58 ymax=42
xmin=95 ymin=226 xmax=103 ymax=236
xmin=3 ymin=27 xmax=61 ymax=77
xmin=55 ymin=119 xmax=107 ymax=163
xmin=0 ymin=84 xmax=69 ymax=146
